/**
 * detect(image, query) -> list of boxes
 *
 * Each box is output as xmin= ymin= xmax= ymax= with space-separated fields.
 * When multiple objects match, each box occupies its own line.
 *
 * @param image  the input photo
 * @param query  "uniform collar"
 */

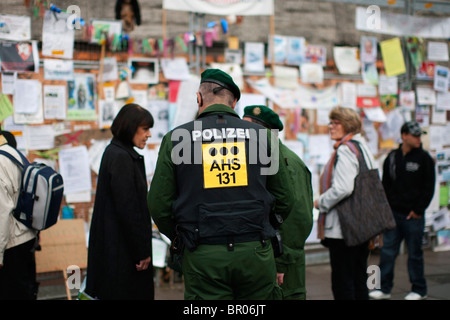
xmin=196 ymin=104 xmax=240 ymax=119
xmin=111 ymin=137 xmax=142 ymax=160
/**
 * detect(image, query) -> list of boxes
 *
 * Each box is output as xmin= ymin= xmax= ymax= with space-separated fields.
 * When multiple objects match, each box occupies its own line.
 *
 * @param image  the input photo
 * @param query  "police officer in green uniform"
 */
xmin=243 ymin=105 xmax=313 ymax=300
xmin=148 ymin=69 xmax=293 ymax=300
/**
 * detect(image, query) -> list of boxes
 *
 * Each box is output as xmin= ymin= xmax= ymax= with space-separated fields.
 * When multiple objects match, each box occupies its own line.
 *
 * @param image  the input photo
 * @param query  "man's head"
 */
xmin=242 ymin=105 xmax=284 ymax=131
xmin=400 ymin=121 xmax=426 ymax=150
xmin=0 ymin=130 xmax=17 ymax=148
xmin=197 ymin=69 xmax=240 ymax=112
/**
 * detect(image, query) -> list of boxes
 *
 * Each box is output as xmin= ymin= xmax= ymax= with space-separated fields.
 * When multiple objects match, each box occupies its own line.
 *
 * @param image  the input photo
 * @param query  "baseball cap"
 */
xmin=243 ymin=105 xmax=284 ymax=131
xmin=200 ymin=69 xmax=241 ymax=101
xmin=401 ymin=121 xmax=427 ymax=136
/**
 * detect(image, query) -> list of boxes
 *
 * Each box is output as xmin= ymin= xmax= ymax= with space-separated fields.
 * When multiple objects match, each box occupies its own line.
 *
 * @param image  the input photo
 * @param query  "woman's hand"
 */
xmin=136 ymin=256 xmax=151 ymax=271
xmin=314 ymin=199 xmax=319 ymax=209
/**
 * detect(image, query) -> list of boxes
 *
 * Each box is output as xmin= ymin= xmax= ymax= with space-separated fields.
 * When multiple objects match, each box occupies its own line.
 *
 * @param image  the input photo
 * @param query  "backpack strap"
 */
xmin=0 ymin=148 xmax=29 ymax=170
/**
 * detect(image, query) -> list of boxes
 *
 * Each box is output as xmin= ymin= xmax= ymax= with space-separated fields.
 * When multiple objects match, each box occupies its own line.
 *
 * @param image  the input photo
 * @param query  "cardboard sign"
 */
xmin=36 ymin=219 xmax=87 ymax=273
xmin=202 ymin=141 xmax=248 ymax=189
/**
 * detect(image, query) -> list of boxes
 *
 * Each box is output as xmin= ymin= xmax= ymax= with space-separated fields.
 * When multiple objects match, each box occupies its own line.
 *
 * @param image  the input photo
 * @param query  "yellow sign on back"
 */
xmin=202 ymin=141 xmax=248 ymax=189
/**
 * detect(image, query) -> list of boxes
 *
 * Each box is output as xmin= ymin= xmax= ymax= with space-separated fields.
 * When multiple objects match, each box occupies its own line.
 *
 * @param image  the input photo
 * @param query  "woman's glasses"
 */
xmin=328 ymin=120 xmax=341 ymax=127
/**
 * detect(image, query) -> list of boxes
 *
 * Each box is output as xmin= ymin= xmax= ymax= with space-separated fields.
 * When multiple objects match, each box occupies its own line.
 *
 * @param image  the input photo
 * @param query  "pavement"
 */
xmin=151 ymin=246 xmax=450 ymax=301
xmin=37 ymin=246 xmax=450 ymax=301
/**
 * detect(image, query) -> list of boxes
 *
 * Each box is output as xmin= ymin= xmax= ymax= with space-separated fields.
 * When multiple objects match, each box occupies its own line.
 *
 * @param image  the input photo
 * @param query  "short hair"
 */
xmin=198 ymin=82 xmax=235 ymax=107
xmin=0 ymin=130 xmax=17 ymax=148
xmin=111 ymin=103 xmax=154 ymax=145
xmin=329 ymin=107 xmax=362 ymax=134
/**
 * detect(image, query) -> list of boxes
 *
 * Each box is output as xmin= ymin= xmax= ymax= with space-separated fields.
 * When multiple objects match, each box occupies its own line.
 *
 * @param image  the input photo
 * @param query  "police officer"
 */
xmin=243 ymin=105 xmax=313 ymax=300
xmin=148 ymin=69 xmax=293 ymax=300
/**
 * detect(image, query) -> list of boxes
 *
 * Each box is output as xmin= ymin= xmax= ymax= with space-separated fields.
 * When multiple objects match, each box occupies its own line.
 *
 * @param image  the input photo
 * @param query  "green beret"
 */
xmin=201 ymin=69 xmax=241 ymax=101
xmin=243 ymin=105 xmax=284 ymax=131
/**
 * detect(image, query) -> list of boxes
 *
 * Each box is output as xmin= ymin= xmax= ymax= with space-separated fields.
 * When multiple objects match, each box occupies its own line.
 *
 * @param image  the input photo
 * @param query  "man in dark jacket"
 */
xmin=148 ymin=69 xmax=293 ymax=300
xmin=370 ymin=121 xmax=435 ymax=300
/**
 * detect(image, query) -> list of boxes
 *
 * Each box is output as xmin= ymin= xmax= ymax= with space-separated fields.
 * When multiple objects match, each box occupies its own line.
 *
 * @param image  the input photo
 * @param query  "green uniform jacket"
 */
xmin=275 ymin=141 xmax=313 ymax=297
xmin=148 ymin=104 xmax=294 ymax=242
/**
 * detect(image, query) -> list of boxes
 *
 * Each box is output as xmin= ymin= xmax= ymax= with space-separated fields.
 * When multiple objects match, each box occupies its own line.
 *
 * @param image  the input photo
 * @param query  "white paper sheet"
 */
xmin=58 ymin=146 xmax=92 ymax=194
xmin=26 ymin=124 xmax=55 ymax=150
xmin=42 ymin=10 xmax=74 ymax=59
xmin=43 ymin=85 xmax=66 ymax=120
xmin=14 ymin=79 xmax=41 ymax=114
xmin=160 ymin=57 xmax=190 ymax=81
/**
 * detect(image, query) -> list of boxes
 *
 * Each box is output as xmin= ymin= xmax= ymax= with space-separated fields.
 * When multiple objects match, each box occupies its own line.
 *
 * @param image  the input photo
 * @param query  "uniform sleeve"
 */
xmin=148 ymin=133 xmax=177 ymax=240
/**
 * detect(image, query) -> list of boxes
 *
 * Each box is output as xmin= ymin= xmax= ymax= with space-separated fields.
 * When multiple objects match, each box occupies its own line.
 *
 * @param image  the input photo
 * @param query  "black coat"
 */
xmin=86 ymin=138 xmax=154 ymax=299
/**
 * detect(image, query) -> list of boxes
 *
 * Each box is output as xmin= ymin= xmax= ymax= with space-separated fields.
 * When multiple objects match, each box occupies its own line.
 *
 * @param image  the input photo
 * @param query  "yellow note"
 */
xmin=380 ymin=37 xmax=406 ymax=77
xmin=228 ymin=36 xmax=240 ymax=50
xmin=202 ymin=141 xmax=248 ymax=189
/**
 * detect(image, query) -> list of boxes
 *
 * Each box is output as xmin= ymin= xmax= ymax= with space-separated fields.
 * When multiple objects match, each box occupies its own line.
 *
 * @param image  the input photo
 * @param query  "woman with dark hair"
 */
xmin=86 ymin=103 xmax=155 ymax=300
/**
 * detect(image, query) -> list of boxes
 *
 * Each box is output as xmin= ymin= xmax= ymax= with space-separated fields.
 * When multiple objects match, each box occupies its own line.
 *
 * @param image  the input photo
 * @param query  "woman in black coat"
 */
xmin=86 ymin=103 xmax=155 ymax=299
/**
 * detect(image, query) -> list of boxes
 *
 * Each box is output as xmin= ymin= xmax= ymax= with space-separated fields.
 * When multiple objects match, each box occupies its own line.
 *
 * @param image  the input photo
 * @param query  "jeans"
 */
xmin=379 ymin=210 xmax=427 ymax=296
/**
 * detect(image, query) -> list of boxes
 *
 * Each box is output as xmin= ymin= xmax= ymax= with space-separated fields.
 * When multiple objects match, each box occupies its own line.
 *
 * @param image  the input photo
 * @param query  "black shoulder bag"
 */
xmin=334 ymin=141 xmax=396 ymax=247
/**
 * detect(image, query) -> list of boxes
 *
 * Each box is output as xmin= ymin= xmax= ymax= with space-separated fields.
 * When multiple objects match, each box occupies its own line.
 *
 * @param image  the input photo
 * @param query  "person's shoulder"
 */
xmin=0 ymin=144 xmax=22 ymax=163
xmin=419 ymin=148 xmax=435 ymax=163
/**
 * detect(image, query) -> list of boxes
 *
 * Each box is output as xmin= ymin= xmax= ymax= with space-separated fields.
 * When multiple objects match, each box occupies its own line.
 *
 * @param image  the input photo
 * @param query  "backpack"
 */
xmin=0 ymin=148 xmax=64 ymax=230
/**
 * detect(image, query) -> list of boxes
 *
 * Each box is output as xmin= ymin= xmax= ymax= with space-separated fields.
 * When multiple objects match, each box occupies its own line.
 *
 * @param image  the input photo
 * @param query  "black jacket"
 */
xmin=382 ymin=144 xmax=435 ymax=216
xmin=86 ymin=138 xmax=154 ymax=299
xmin=171 ymin=107 xmax=277 ymax=249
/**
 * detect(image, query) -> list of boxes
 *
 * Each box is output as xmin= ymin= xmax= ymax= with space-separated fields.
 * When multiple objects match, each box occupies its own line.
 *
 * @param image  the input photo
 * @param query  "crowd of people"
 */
xmin=0 ymin=69 xmax=435 ymax=300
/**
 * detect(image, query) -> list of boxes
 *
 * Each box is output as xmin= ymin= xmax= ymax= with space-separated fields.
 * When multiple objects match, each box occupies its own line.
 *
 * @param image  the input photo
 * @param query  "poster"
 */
xmin=0 ymin=41 xmax=39 ymax=73
xmin=67 ymin=73 xmax=96 ymax=120
xmin=244 ymin=42 xmax=265 ymax=73
xmin=434 ymin=66 xmax=449 ymax=92
xmin=0 ymin=14 xmax=31 ymax=41
xmin=43 ymin=59 xmax=74 ymax=81
xmin=380 ymin=38 xmax=406 ymax=77
xmin=98 ymin=99 xmax=120 ymax=129
xmin=90 ymin=20 xmax=122 ymax=44
xmin=58 ymin=146 xmax=92 ymax=195
xmin=286 ymin=37 xmax=305 ymax=66
xmin=43 ymin=85 xmax=67 ymax=120
xmin=13 ymin=81 xmax=44 ymax=125
xmin=42 ymin=10 xmax=74 ymax=59
xmin=163 ymin=0 xmax=274 ymax=16
xmin=360 ymin=36 xmax=378 ymax=84
xmin=355 ymin=6 xmax=450 ymax=39
xmin=333 ymin=46 xmax=360 ymax=75
xmin=129 ymin=58 xmax=159 ymax=84
xmin=304 ymin=45 xmax=326 ymax=66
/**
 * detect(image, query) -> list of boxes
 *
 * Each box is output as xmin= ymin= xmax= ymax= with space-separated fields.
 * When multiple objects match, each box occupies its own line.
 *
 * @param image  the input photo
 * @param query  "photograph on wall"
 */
xmin=0 ymin=41 xmax=39 ymax=73
xmin=67 ymin=73 xmax=96 ymax=120
xmin=417 ymin=61 xmax=435 ymax=80
xmin=360 ymin=36 xmax=379 ymax=85
xmin=304 ymin=45 xmax=327 ymax=66
xmin=128 ymin=57 xmax=159 ymax=84
xmin=244 ymin=42 xmax=265 ymax=73
xmin=268 ymin=34 xmax=288 ymax=64
xmin=286 ymin=36 xmax=305 ymax=66
xmin=90 ymin=19 xmax=122 ymax=44
xmin=98 ymin=99 xmax=120 ymax=128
